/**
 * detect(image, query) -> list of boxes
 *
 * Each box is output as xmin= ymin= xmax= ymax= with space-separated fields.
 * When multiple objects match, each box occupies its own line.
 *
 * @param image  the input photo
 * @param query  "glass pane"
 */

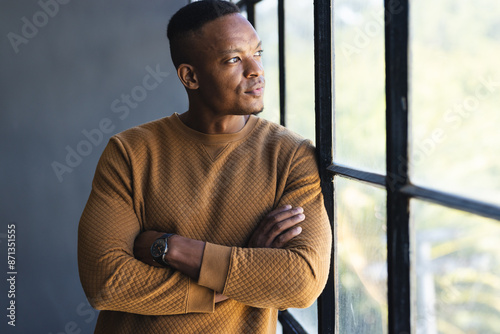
xmin=255 ymin=1 xmax=280 ymax=124
xmin=336 ymin=176 xmax=388 ymax=334
xmin=288 ymin=301 xmax=318 ymax=333
xmin=276 ymin=320 xmax=282 ymax=333
xmin=410 ymin=1 xmax=500 ymax=205
xmin=284 ymin=0 xmax=315 ymax=141
xmin=411 ymin=200 xmax=500 ymax=334
xmin=334 ymin=0 xmax=386 ymax=173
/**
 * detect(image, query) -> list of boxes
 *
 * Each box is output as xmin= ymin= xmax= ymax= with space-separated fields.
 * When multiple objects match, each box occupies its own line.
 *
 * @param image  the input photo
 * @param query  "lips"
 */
xmin=246 ymin=87 xmax=264 ymax=96
xmin=245 ymin=81 xmax=265 ymax=96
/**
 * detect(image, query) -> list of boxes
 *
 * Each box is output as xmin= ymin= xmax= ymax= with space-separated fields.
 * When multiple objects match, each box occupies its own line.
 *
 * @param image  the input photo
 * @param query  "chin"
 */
xmin=252 ymin=107 xmax=264 ymax=115
xmin=231 ymin=105 xmax=264 ymax=116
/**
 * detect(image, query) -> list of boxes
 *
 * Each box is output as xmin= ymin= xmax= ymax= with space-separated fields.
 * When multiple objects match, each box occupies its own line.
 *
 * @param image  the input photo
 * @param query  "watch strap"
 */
xmin=160 ymin=233 xmax=175 ymax=266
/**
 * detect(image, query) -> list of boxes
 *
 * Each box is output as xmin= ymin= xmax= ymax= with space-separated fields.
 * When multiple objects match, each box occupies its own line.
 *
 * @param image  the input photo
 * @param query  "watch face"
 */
xmin=151 ymin=239 xmax=166 ymax=258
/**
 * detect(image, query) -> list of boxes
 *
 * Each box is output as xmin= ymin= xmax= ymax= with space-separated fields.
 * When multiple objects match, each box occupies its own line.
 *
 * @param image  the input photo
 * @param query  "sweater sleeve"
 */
xmin=78 ymin=137 xmax=215 ymax=315
xmin=197 ymin=140 xmax=332 ymax=310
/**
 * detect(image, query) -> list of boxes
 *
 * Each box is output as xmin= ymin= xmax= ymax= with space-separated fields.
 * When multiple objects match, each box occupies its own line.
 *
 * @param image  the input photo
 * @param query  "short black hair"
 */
xmin=167 ymin=0 xmax=241 ymax=68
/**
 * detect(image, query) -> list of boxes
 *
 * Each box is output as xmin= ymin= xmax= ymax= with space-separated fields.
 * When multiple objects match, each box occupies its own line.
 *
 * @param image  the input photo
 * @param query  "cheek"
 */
xmin=200 ymin=68 xmax=242 ymax=98
xmin=214 ymin=68 xmax=242 ymax=91
xmin=216 ymin=78 xmax=242 ymax=98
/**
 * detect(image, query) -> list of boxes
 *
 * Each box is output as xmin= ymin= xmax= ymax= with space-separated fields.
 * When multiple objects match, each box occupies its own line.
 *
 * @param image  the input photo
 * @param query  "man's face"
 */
xmin=190 ymin=13 xmax=265 ymax=116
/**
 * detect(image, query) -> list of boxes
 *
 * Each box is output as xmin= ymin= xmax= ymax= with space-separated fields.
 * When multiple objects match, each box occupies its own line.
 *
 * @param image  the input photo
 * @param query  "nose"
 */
xmin=244 ymin=57 xmax=264 ymax=78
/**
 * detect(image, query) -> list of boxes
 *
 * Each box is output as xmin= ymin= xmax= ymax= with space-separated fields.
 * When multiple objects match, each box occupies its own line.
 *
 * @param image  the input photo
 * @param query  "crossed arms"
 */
xmin=133 ymin=205 xmax=306 ymax=303
xmin=78 ymin=136 xmax=332 ymax=315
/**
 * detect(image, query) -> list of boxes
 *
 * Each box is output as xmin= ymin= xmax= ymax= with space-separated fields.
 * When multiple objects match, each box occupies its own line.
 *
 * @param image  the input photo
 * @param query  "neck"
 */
xmin=178 ymin=110 xmax=250 ymax=135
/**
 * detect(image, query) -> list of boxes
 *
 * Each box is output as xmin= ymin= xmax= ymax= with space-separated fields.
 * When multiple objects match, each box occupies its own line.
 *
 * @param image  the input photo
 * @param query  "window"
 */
xmin=320 ymin=0 xmax=500 ymax=334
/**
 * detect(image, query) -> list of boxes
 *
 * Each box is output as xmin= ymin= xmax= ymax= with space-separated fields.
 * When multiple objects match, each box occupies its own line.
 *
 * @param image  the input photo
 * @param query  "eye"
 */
xmin=254 ymin=50 xmax=264 ymax=57
xmin=227 ymin=57 xmax=240 ymax=64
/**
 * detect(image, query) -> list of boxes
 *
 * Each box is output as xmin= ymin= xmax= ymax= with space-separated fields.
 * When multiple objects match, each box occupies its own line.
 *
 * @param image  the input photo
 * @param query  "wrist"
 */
xmin=163 ymin=234 xmax=181 ymax=266
xmin=165 ymin=235 xmax=205 ymax=280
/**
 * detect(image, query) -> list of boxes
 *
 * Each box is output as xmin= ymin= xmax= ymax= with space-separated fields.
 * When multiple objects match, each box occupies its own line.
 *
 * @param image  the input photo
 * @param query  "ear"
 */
xmin=177 ymin=64 xmax=199 ymax=90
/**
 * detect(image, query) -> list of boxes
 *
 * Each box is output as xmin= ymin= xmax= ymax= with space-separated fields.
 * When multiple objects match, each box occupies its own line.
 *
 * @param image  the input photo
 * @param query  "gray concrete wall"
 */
xmin=0 ymin=1 xmax=188 ymax=332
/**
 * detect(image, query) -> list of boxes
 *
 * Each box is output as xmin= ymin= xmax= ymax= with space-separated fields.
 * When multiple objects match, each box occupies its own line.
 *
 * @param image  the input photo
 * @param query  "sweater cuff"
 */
xmin=198 ymin=242 xmax=232 ymax=293
xmin=186 ymin=279 xmax=215 ymax=313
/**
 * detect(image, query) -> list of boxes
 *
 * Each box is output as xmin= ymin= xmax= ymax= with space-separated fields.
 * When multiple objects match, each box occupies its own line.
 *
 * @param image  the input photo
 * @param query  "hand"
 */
xmin=133 ymin=230 xmax=166 ymax=267
xmin=247 ymin=205 xmax=304 ymax=248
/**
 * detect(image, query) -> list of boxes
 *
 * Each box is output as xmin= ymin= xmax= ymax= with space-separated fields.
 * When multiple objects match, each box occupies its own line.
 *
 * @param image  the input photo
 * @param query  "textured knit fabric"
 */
xmin=78 ymin=113 xmax=332 ymax=334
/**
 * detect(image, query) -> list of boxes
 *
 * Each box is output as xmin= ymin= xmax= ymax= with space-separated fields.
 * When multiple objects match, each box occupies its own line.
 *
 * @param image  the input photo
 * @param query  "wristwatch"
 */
xmin=150 ymin=233 xmax=175 ymax=266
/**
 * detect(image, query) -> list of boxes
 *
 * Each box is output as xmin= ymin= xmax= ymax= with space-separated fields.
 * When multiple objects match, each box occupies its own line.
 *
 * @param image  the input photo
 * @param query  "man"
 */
xmin=78 ymin=1 xmax=332 ymax=333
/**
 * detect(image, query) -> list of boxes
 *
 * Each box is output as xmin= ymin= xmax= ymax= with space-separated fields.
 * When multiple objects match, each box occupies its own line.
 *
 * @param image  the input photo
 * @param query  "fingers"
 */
xmin=248 ymin=205 xmax=305 ymax=248
xmin=262 ymin=205 xmax=304 ymax=236
xmin=271 ymin=225 xmax=302 ymax=248
xmin=266 ymin=204 xmax=295 ymax=216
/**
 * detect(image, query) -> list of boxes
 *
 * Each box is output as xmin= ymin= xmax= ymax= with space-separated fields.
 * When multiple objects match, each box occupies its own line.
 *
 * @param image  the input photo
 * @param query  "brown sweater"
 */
xmin=78 ymin=113 xmax=332 ymax=333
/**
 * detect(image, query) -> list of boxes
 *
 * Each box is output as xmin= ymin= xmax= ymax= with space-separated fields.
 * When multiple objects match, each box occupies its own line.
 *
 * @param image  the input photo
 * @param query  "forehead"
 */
xmin=196 ymin=13 xmax=260 ymax=53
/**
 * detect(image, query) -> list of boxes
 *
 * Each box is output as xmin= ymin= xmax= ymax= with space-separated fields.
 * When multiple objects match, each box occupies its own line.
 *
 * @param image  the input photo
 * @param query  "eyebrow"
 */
xmin=219 ymin=41 xmax=262 ymax=55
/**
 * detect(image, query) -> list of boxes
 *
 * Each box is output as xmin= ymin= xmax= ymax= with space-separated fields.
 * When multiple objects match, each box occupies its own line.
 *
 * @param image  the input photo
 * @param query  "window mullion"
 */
xmin=278 ymin=0 xmax=286 ymax=126
xmin=384 ymin=0 xmax=411 ymax=333
xmin=313 ymin=0 xmax=334 ymax=333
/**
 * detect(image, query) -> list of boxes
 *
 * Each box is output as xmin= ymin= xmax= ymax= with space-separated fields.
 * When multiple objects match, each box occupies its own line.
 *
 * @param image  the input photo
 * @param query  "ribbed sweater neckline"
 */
xmin=170 ymin=112 xmax=259 ymax=145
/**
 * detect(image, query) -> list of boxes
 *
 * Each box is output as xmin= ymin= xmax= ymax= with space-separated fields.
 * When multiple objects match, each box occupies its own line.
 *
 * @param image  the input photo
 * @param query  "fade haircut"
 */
xmin=167 ymin=0 xmax=241 ymax=68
